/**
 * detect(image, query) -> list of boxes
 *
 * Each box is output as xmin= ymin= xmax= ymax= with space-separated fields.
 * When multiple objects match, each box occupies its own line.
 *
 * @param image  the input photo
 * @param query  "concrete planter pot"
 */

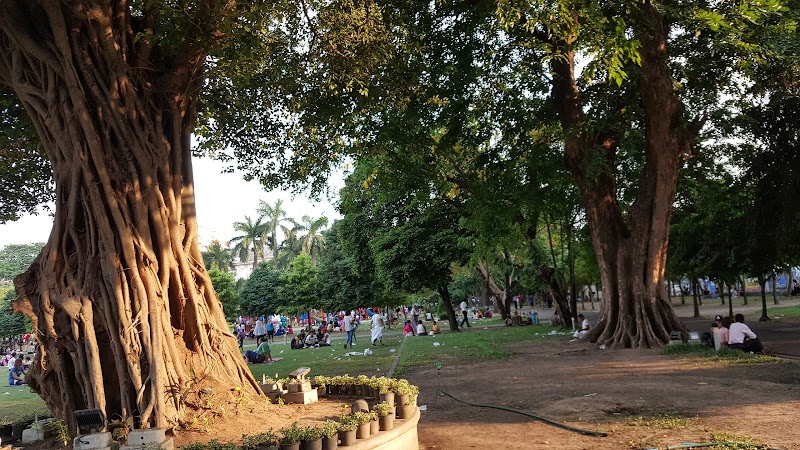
xmin=395 ymin=394 xmax=409 ymax=407
xmin=301 ymin=438 xmax=322 ymax=450
xmin=338 ymin=430 xmax=356 ymax=447
xmin=379 ymin=392 xmax=395 ymax=406
xmin=378 ymin=414 xmax=395 ymax=431
xmin=356 ymin=423 xmax=371 ymax=439
xmin=396 ymin=405 xmax=416 ymax=420
xmin=279 ymin=442 xmax=300 ymax=450
xmin=321 ymin=436 xmax=338 ymax=450
xmin=369 ymin=419 xmax=379 ymax=435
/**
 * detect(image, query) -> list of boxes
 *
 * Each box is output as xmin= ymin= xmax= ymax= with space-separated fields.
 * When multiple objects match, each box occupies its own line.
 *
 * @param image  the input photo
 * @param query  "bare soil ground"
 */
xmin=408 ymin=339 xmax=800 ymax=450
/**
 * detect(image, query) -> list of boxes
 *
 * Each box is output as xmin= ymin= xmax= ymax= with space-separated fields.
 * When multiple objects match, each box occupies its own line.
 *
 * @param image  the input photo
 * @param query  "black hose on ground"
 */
xmin=435 ymin=369 xmax=608 ymax=438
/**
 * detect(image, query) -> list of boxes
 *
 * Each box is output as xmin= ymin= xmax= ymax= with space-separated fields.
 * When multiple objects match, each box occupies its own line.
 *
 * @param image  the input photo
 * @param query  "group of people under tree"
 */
xmin=708 ymin=314 xmax=764 ymax=353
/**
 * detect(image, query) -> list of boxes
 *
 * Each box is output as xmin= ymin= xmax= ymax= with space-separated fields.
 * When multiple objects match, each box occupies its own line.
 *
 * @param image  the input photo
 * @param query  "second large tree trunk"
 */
xmin=552 ymin=1 xmax=691 ymax=347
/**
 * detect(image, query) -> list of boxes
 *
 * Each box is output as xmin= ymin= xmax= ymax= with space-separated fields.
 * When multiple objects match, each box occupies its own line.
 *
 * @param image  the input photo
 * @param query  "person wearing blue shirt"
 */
xmin=8 ymin=358 xmax=26 ymax=386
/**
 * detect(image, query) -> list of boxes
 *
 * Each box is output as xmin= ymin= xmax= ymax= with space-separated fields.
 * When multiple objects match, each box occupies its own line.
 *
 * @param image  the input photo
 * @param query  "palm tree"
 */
xmin=228 ymin=215 xmax=267 ymax=271
xmin=297 ymin=215 xmax=329 ymax=266
xmin=257 ymin=199 xmax=292 ymax=269
xmin=202 ymin=240 xmax=234 ymax=271
xmin=274 ymin=218 xmax=303 ymax=270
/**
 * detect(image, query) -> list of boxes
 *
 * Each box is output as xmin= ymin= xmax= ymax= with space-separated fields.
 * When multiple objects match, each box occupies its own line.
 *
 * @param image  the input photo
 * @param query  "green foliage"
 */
xmin=317 ymin=221 xmax=377 ymax=311
xmin=239 ymin=263 xmax=282 ymax=316
xmin=0 ymin=91 xmax=53 ymax=223
xmin=278 ymin=253 xmax=319 ymax=315
xmin=208 ymin=269 xmax=240 ymax=320
xmin=278 ymin=422 xmax=303 ymax=444
xmin=241 ymin=431 xmax=277 ymax=450
xmin=369 ymin=203 xmax=466 ymax=294
xmin=229 ymin=215 xmax=268 ymax=269
xmin=49 ymin=419 xmax=70 ymax=446
xmin=320 ymin=420 xmax=339 ymax=438
xmin=0 ymin=243 xmax=45 ymax=281
xmin=393 ymin=325 xmax=562 ymax=375
xmin=202 ymin=240 xmax=234 ymax=272
xmin=661 ymin=343 xmax=780 ymax=364
xmin=180 ymin=440 xmax=239 ymax=450
xmin=0 ymin=289 xmax=29 ymax=338
xmin=0 ymin=385 xmax=49 ymax=426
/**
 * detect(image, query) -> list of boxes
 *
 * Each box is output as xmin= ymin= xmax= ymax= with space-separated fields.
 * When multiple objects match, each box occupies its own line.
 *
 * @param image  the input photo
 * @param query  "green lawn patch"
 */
xmin=245 ymin=331 xmax=401 ymax=381
xmin=0 ymin=385 xmax=50 ymax=425
xmin=661 ymin=343 xmax=781 ymax=364
xmin=766 ymin=304 xmax=800 ymax=319
xmin=393 ymin=324 xmax=563 ymax=375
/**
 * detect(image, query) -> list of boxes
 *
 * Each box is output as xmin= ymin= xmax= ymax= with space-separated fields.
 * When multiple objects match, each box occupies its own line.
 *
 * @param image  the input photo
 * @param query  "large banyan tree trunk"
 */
xmin=551 ymin=2 xmax=692 ymax=347
xmin=0 ymin=1 xmax=262 ymax=430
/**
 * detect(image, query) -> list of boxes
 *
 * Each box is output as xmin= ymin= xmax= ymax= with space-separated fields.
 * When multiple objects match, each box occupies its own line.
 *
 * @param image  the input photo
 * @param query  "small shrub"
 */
xmin=241 ymin=430 xmax=277 ymax=449
xmin=278 ymin=422 xmax=303 ymax=444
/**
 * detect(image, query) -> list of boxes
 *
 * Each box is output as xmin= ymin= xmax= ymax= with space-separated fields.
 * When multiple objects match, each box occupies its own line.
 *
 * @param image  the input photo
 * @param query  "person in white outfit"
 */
xmin=571 ymin=314 xmax=590 ymax=341
xmin=370 ymin=311 xmax=385 ymax=346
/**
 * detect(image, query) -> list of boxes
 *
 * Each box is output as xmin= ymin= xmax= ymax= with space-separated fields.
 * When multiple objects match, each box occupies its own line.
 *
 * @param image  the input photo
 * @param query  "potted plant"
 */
xmin=352 ymin=412 xmax=372 ymax=439
xmin=394 ymin=381 xmax=418 ymax=419
xmin=355 ymin=375 xmax=369 ymax=396
xmin=328 ymin=376 xmax=341 ymax=395
xmin=320 ymin=420 xmax=339 ymax=450
xmin=300 ymin=425 xmax=323 ymax=450
xmin=337 ymin=416 xmax=358 ymax=447
xmin=279 ymin=422 xmax=303 ymax=450
xmin=375 ymin=378 xmax=394 ymax=405
xmin=392 ymin=379 xmax=410 ymax=407
xmin=367 ymin=411 xmax=379 ymax=435
xmin=374 ymin=402 xmax=394 ymax=431
xmin=242 ymin=431 xmax=278 ymax=450
xmin=313 ymin=376 xmax=328 ymax=397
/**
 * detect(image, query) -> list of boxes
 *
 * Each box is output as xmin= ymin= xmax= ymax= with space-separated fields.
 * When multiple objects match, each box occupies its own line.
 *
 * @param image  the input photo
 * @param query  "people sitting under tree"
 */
xmin=431 ymin=321 xmax=441 ymax=334
xmin=290 ymin=335 xmax=305 ymax=350
xmin=305 ymin=333 xmax=319 ymax=347
xmin=244 ymin=341 xmax=272 ymax=364
xmin=728 ymin=314 xmax=764 ymax=353
xmin=8 ymin=358 xmax=26 ymax=386
xmin=550 ymin=310 xmax=563 ymax=327
xmin=571 ymin=314 xmax=590 ymax=341
xmin=320 ymin=331 xmax=332 ymax=346
xmin=403 ymin=320 xmax=414 ymax=337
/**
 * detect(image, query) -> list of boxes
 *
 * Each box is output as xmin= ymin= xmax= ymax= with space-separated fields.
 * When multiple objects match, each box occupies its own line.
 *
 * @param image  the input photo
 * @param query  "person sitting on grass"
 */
xmin=291 ymin=335 xmax=305 ymax=350
xmin=319 ymin=331 xmax=332 ymax=346
xmin=431 ymin=321 xmax=441 ymax=334
xmin=403 ymin=320 xmax=414 ymax=337
xmin=8 ymin=358 xmax=26 ymax=386
xmin=570 ymin=314 xmax=590 ymax=341
xmin=244 ymin=341 xmax=273 ymax=363
xmin=305 ymin=333 xmax=319 ymax=347
xmin=728 ymin=314 xmax=763 ymax=353
xmin=416 ymin=322 xmax=428 ymax=336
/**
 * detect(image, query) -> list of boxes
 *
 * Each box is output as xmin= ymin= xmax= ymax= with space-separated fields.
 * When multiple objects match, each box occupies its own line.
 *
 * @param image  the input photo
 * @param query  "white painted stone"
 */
xmin=21 ymin=428 xmax=44 ymax=444
xmin=127 ymin=428 xmax=167 ymax=445
xmin=121 ymin=437 xmax=173 ymax=450
xmin=74 ymin=432 xmax=113 ymax=450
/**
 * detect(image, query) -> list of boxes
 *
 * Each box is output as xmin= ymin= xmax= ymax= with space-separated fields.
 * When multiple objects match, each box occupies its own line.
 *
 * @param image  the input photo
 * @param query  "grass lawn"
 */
xmin=766 ymin=304 xmax=800 ymax=319
xmin=393 ymin=324 xmax=564 ymax=375
xmin=0 ymin=323 xmax=562 ymax=426
xmin=0 ymin=384 xmax=50 ymax=425
xmin=244 ymin=330 xmax=401 ymax=381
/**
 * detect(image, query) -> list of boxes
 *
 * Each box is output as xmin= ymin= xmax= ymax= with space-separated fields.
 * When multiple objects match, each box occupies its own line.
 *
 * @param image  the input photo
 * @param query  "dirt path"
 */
xmin=408 ymin=339 xmax=800 ymax=450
